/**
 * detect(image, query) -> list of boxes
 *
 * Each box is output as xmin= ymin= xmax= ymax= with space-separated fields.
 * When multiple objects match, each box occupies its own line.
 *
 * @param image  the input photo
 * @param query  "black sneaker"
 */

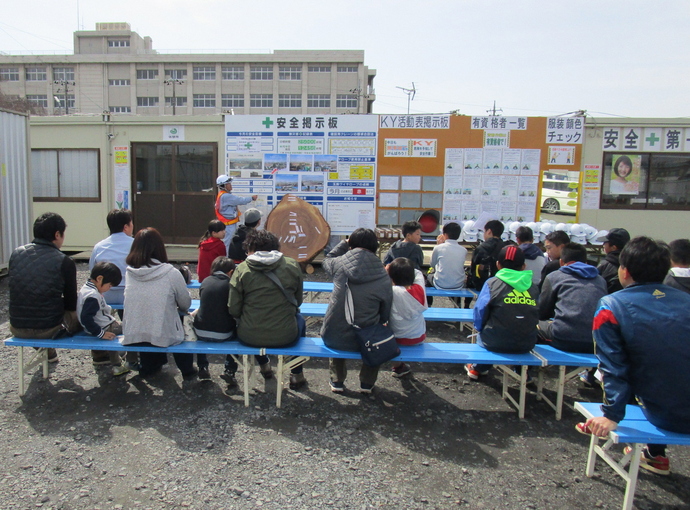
xmin=289 ymin=372 xmax=307 ymax=390
xmin=220 ymin=371 xmax=238 ymax=389
xmin=391 ymin=363 xmax=411 ymax=378
xmin=46 ymin=348 xmax=59 ymax=363
xmin=329 ymin=380 xmax=345 ymax=393
xmin=198 ymin=366 xmax=211 ymax=380
xmin=359 ymin=383 xmax=374 ymax=394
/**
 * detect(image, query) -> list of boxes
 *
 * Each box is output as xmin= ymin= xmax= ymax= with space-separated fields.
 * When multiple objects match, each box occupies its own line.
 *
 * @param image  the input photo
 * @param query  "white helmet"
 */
xmin=555 ymin=222 xmax=571 ymax=234
xmin=462 ymin=220 xmax=478 ymax=242
xmin=500 ymin=224 xmax=510 ymax=242
xmin=584 ymin=225 xmax=599 ymax=244
xmin=569 ymin=224 xmax=584 ymax=237
xmin=594 ymin=229 xmax=609 ymax=246
xmin=216 ymin=175 xmax=232 ymax=188
xmin=540 ymin=222 xmax=554 ymax=236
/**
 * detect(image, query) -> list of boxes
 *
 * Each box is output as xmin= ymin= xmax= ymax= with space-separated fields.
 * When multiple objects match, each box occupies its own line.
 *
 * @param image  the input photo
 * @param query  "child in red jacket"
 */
xmin=197 ymin=220 xmax=227 ymax=282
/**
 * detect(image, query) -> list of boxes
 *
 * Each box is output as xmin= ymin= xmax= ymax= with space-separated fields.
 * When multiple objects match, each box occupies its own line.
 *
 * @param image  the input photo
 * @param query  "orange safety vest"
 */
xmin=215 ymin=190 xmax=241 ymax=225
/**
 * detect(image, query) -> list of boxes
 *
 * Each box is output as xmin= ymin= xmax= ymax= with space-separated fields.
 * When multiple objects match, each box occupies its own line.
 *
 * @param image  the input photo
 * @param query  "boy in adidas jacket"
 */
xmin=466 ymin=245 xmax=539 ymax=379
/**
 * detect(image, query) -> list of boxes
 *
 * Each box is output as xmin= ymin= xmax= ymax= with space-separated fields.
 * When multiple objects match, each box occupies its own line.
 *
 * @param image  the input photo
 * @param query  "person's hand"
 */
xmin=252 ymin=195 xmax=258 ymax=200
xmin=585 ymin=416 xmax=618 ymax=437
xmin=436 ymin=233 xmax=446 ymax=244
xmin=102 ymin=331 xmax=116 ymax=340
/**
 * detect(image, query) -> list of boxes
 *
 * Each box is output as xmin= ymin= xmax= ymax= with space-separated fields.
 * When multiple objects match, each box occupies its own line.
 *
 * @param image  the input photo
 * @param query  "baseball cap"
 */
xmin=244 ymin=208 xmax=262 ymax=224
xmin=597 ymin=228 xmax=630 ymax=248
xmin=216 ymin=175 xmax=232 ymax=186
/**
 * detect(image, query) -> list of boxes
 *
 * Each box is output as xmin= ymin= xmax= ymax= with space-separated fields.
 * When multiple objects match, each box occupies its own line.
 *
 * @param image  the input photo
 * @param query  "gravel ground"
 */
xmin=0 ymin=262 xmax=688 ymax=510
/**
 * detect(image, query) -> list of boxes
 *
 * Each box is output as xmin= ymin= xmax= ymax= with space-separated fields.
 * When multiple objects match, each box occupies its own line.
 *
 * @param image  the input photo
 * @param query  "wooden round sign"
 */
xmin=265 ymin=194 xmax=331 ymax=263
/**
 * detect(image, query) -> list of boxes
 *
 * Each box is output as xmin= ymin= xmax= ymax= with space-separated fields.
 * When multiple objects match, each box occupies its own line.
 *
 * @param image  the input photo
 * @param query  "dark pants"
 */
xmin=127 ymin=342 xmax=195 ymax=377
xmin=195 ymin=335 xmax=270 ymax=373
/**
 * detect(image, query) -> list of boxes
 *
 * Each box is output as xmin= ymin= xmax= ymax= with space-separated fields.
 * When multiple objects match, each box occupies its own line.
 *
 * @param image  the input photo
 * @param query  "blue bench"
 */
xmin=302 ymin=281 xmax=476 ymax=300
xmin=532 ymin=345 xmax=599 ymax=420
xmin=575 ymin=402 xmax=690 ymax=510
xmin=299 ymin=302 xmax=474 ymax=323
xmin=4 ymin=334 xmax=544 ymax=418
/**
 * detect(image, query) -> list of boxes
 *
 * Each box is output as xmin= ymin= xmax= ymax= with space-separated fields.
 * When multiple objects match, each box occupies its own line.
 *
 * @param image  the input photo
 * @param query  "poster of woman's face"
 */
xmin=609 ymin=154 xmax=640 ymax=195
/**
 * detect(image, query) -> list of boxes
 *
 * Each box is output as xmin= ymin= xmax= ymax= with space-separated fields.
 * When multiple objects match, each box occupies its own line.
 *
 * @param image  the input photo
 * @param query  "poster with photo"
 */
xmin=608 ymin=154 xmax=641 ymax=195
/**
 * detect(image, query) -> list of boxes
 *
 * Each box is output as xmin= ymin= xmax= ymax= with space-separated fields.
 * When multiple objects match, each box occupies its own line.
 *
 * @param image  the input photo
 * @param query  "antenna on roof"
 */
xmin=396 ymin=82 xmax=416 ymax=114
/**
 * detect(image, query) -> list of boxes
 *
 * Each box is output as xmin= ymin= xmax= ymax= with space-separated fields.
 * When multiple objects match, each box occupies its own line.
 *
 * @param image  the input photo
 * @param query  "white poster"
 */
xmin=582 ymin=164 xmax=602 ymax=210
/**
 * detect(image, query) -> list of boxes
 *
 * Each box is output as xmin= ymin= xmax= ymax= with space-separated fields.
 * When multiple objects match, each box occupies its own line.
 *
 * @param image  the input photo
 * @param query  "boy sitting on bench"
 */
xmin=465 ymin=245 xmax=539 ymax=380
xmin=577 ymin=237 xmax=690 ymax=475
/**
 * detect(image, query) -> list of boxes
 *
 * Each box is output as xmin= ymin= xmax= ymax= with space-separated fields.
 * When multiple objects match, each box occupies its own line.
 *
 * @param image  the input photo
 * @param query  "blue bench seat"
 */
xmin=575 ymin=402 xmax=690 ymax=510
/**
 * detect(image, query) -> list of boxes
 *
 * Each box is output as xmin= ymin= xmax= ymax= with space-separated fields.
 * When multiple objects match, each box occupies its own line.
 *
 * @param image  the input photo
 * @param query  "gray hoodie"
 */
xmin=321 ymin=241 xmax=393 ymax=352
xmin=122 ymin=261 xmax=191 ymax=347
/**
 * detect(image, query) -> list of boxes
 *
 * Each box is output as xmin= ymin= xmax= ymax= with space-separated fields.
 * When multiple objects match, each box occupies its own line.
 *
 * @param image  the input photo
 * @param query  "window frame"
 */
xmin=25 ymin=67 xmax=47 ymax=81
xmin=136 ymin=69 xmax=159 ymax=80
xmin=0 ymin=68 xmax=20 ymax=81
xmin=250 ymin=66 xmax=273 ymax=81
xmin=279 ymin=66 xmax=302 ymax=81
xmin=109 ymin=106 xmax=132 ymax=113
xmin=308 ymin=65 xmax=331 ymax=73
xmin=53 ymin=95 xmax=75 ymax=109
xmin=52 ymin=67 xmax=75 ymax=81
xmin=31 ymin=148 xmax=101 ymax=203
xmin=137 ymin=96 xmax=160 ymax=107
xmin=108 ymin=79 xmax=131 ymax=86
xmin=26 ymin=95 xmax=48 ymax=107
xmin=337 ymin=66 xmax=358 ymax=73
xmin=278 ymin=94 xmax=302 ymax=108
xmin=164 ymin=69 xmax=187 ymax=80
xmin=222 ymin=66 xmax=244 ymax=80
xmin=108 ymin=40 xmax=130 ymax=47
xmin=193 ymin=94 xmax=216 ymax=108
xmin=307 ymin=94 xmax=331 ymax=108
xmin=165 ymin=96 xmax=188 ymax=107
xmin=249 ymin=94 xmax=273 ymax=108
xmin=221 ymin=94 xmax=244 ymax=108
xmin=193 ymin=66 xmax=216 ymax=80
xmin=336 ymin=94 xmax=358 ymax=108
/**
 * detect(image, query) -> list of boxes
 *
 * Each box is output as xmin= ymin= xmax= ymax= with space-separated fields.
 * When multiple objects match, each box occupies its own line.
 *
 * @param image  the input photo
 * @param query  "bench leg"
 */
xmin=555 ymin=365 xmax=566 ymax=421
xmin=242 ymin=355 xmax=250 ymax=407
xmin=498 ymin=365 xmax=527 ymax=419
xmin=18 ymin=347 xmax=25 ymax=397
xmin=585 ymin=434 xmax=599 ymax=476
xmin=17 ymin=347 xmax=51 ymax=397
xmin=586 ymin=436 xmax=641 ymax=510
xmin=275 ymin=355 xmax=310 ymax=409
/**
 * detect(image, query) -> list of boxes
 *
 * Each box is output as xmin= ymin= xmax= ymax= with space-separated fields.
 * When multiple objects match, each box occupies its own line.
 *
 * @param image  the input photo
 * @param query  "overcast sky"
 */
xmin=2 ymin=0 xmax=688 ymax=118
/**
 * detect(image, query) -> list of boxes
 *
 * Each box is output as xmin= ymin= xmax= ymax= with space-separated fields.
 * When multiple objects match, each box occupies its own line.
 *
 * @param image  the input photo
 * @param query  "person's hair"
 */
xmin=619 ymin=237 xmax=671 ymax=284
xmin=443 ymin=222 xmax=461 ymax=240
xmin=210 ymin=256 xmax=236 ymax=274
xmin=348 ymin=228 xmax=379 ymax=253
xmin=613 ymin=155 xmax=633 ymax=178
xmin=484 ymin=220 xmax=504 ymax=237
xmin=402 ymin=220 xmax=422 ymax=238
xmin=106 ymin=209 xmax=133 ymax=235
xmin=497 ymin=245 xmax=525 ymax=271
xmin=33 ymin=212 xmax=66 ymax=242
xmin=516 ymin=226 xmax=534 ymax=244
xmin=387 ymin=257 xmax=415 ymax=286
xmin=243 ymin=229 xmax=280 ymax=253
xmin=560 ymin=242 xmax=588 ymax=264
xmin=545 ymin=230 xmax=570 ymax=246
xmin=90 ymin=261 xmax=122 ymax=287
xmin=198 ymin=219 xmax=226 ymax=247
xmin=668 ymin=239 xmax=690 ymax=266
xmin=126 ymin=228 xmax=168 ymax=268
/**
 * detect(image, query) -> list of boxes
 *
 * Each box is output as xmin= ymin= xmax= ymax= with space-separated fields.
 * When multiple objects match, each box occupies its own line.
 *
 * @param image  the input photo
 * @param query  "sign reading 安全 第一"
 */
xmin=224 ymin=115 xmax=379 ymax=235
xmin=601 ymin=127 xmax=690 ymax=152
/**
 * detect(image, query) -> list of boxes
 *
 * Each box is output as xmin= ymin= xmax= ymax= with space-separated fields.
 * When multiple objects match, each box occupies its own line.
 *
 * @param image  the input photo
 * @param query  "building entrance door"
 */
xmin=132 ymin=142 xmax=217 ymax=244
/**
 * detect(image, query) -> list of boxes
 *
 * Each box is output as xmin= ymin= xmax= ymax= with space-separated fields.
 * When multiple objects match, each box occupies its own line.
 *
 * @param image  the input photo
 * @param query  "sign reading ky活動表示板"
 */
xmin=224 ymin=115 xmax=379 ymax=236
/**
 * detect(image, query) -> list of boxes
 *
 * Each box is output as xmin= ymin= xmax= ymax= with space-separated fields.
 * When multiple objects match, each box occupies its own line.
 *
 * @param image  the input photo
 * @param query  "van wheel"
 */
xmin=543 ymin=198 xmax=559 ymax=214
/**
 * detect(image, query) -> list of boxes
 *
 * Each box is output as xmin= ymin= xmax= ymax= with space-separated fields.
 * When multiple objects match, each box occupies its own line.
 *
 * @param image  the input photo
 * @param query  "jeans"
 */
xmin=126 ymin=342 xmax=195 ymax=377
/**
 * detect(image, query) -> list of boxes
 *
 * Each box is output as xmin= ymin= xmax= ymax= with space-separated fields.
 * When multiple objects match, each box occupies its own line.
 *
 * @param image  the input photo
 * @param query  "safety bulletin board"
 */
xmin=376 ymin=115 xmax=584 ymax=225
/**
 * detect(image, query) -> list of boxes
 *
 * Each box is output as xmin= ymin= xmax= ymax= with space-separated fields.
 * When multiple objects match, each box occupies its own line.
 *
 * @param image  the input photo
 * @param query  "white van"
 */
xmin=541 ymin=178 xmax=578 ymax=214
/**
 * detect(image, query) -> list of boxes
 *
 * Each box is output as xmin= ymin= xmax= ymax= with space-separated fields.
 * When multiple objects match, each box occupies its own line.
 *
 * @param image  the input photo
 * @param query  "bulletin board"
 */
xmin=376 ymin=115 xmax=584 ymax=226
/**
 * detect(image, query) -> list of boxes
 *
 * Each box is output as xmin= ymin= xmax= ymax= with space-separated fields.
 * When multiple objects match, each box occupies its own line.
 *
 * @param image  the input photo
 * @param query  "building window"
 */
xmin=336 ymin=94 xmax=358 ymax=109
xmin=337 ymin=66 xmax=358 ymax=73
xmin=250 ymin=94 xmax=273 ymax=108
xmin=0 ymin=68 xmax=20 ymax=81
xmin=308 ymin=94 xmax=330 ymax=108
xmin=26 ymin=95 xmax=48 ymax=107
xmin=279 ymin=66 xmax=301 ymax=80
xmin=108 ymin=40 xmax=130 ymax=47
xmin=222 ymin=66 xmax=244 ymax=80
xmin=109 ymin=106 xmax=132 ymax=113
xmin=31 ymin=149 xmax=100 ymax=201
xmin=137 ymin=97 xmax=159 ymax=107
xmin=193 ymin=94 xmax=216 ymax=107
xmin=250 ymin=66 xmax=273 ymax=80
xmin=279 ymin=94 xmax=301 ymax=108
xmin=52 ymin=67 xmax=75 ymax=81
xmin=165 ymin=69 xmax=187 ymax=80
xmin=221 ymin=94 xmax=244 ymax=108
xmin=193 ymin=66 xmax=216 ymax=80
xmin=108 ymin=79 xmax=131 ymax=86
xmin=53 ymin=95 xmax=75 ymax=109
xmin=136 ymin=69 xmax=159 ymax=80
xmin=165 ymin=97 xmax=188 ymax=107
xmin=601 ymin=152 xmax=690 ymax=210
xmin=25 ymin=67 xmax=47 ymax=81
xmin=308 ymin=65 xmax=331 ymax=73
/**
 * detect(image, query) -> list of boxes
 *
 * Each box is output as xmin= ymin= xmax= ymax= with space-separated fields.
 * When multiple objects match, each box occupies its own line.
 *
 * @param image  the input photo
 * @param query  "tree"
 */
xmin=0 ymin=89 xmax=46 ymax=115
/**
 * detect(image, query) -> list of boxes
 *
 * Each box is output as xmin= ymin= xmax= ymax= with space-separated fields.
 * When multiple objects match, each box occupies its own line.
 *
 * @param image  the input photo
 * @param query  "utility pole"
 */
xmin=349 ymin=80 xmax=370 ymax=114
xmin=396 ymin=82 xmax=416 ymax=114
xmin=54 ymin=80 xmax=75 ymax=114
xmin=165 ymin=79 xmax=184 ymax=115
xmin=487 ymin=100 xmax=503 ymax=116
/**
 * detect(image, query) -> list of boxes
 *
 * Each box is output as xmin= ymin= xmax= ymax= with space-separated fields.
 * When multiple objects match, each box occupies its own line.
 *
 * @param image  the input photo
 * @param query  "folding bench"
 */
xmin=532 ymin=345 xmax=599 ymax=420
xmin=575 ymin=402 xmax=690 ymax=510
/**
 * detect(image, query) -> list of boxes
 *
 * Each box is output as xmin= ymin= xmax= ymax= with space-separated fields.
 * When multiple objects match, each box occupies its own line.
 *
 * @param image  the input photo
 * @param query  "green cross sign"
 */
xmin=645 ymin=132 xmax=660 ymax=146
xmin=262 ymin=117 xmax=274 ymax=128
xmin=244 ymin=142 xmax=253 ymax=149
